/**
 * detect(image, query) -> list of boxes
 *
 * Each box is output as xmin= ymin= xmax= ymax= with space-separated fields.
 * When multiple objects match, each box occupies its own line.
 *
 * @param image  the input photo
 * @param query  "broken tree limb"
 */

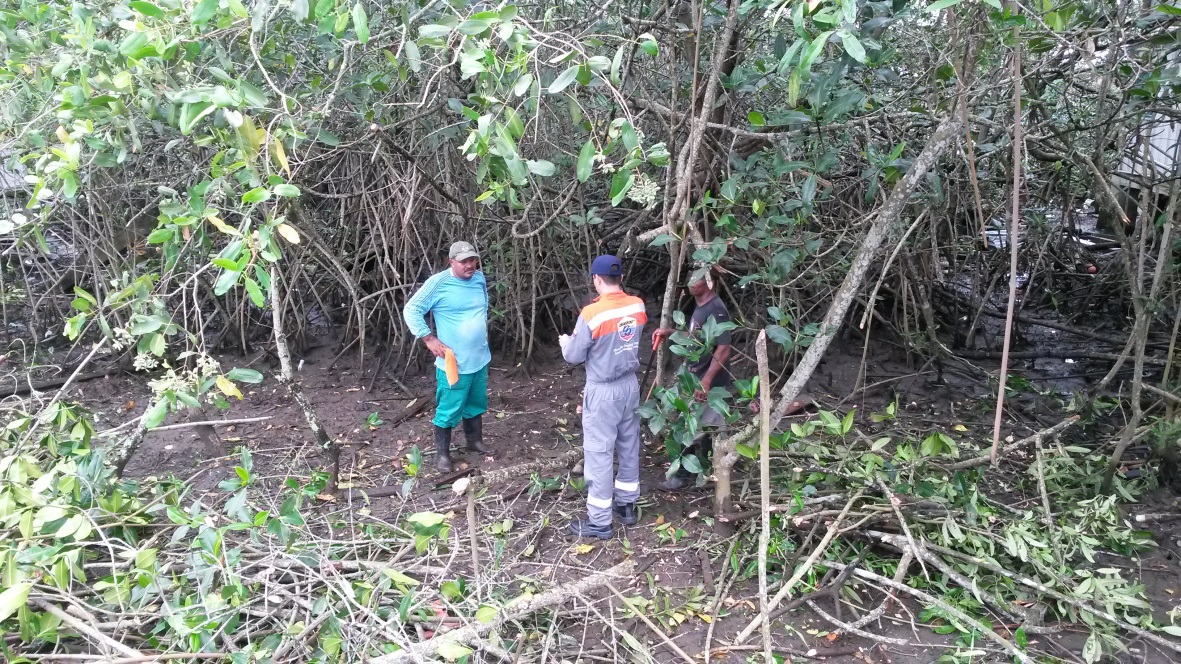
xmin=826 ymin=562 xmax=1033 ymax=664
xmin=270 ymin=265 xmax=338 ymax=490
xmin=605 ymin=581 xmax=697 ymax=664
xmin=944 ymin=415 xmax=1079 ymax=472
xmin=31 ymin=598 xmax=143 ymax=659
xmin=756 ymin=330 xmax=773 ymax=663
xmin=369 ymin=559 xmax=636 ymax=664
xmin=734 ymin=489 xmax=866 ymax=644
xmin=868 ymin=532 xmax=1181 ymax=657
xmin=713 ymin=113 xmax=964 ymax=505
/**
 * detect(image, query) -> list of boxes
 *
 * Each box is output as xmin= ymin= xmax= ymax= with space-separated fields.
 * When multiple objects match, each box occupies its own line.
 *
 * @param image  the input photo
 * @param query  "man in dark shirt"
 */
xmin=651 ymin=269 xmax=734 ymax=490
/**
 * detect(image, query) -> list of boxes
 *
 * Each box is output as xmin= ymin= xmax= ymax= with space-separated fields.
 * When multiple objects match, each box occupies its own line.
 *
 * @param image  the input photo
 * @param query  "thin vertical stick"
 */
xmin=756 ymin=330 xmax=773 ymax=662
xmin=467 ymin=481 xmax=481 ymax=600
xmin=991 ymin=9 xmax=1022 ymax=464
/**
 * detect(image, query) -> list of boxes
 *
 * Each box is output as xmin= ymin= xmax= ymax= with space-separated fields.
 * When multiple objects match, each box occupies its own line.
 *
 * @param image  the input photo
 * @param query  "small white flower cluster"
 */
xmin=110 ymin=326 xmax=134 ymax=351
xmin=148 ymin=367 xmax=189 ymax=398
xmin=627 ymin=173 xmax=661 ymax=210
xmin=146 ymin=352 xmax=222 ymax=400
xmin=133 ymin=353 xmax=159 ymax=371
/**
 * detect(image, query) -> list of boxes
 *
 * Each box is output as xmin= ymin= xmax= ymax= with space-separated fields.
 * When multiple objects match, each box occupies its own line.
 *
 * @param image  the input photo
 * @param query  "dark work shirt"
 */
xmin=687 ymin=296 xmax=733 ymax=388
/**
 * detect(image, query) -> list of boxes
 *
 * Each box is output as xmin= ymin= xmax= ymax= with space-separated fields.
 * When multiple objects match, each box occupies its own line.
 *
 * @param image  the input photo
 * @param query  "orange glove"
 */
xmin=444 ymin=349 xmax=459 ymax=386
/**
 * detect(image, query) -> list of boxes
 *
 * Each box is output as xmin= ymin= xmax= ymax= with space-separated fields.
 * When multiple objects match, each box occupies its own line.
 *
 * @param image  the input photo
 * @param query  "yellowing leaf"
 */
xmin=953 ymin=424 xmax=968 ymax=432
xmin=276 ymin=223 xmax=301 ymax=244
xmin=56 ymin=126 xmax=71 ymax=144
xmin=273 ymin=137 xmax=291 ymax=177
xmin=216 ymin=375 xmax=243 ymax=400
xmin=238 ymin=114 xmax=263 ymax=154
xmin=208 ymin=215 xmax=240 ymax=236
xmin=381 ymin=569 xmax=420 ymax=587
xmin=571 ymin=543 xmax=594 ymax=555
xmin=698 ymin=613 xmax=713 ymax=623
xmin=436 ymin=641 xmax=472 ymax=661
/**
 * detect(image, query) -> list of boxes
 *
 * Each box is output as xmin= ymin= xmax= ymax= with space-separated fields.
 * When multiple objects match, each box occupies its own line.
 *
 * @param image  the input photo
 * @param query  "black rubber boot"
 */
xmin=462 ymin=415 xmax=491 ymax=454
xmin=614 ymin=503 xmax=638 ymax=526
xmin=434 ymin=425 xmax=453 ymax=472
xmin=657 ymin=469 xmax=693 ymax=491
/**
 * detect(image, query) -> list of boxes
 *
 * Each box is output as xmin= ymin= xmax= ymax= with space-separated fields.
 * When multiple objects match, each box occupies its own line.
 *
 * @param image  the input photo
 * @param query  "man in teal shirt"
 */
xmin=404 ymin=241 xmax=493 ymax=471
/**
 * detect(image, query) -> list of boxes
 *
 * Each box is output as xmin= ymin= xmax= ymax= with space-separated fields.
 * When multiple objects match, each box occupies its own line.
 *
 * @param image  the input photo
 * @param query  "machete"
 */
xmin=638 ymin=335 xmax=661 ymax=400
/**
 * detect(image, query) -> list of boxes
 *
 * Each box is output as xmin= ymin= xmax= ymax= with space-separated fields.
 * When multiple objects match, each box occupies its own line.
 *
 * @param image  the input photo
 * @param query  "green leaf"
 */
xmin=352 ymin=2 xmax=369 ymax=44
xmin=243 ymin=276 xmax=265 ymax=307
xmin=129 ymin=316 xmax=164 ymax=335
xmin=527 ymin=160 xmax=556 ymax=177
xmin=274 ymin=184 xmax=301 ymax=197
xmin=839 ymin=31 xmax=866 ymax=63
xmin=226 ymin=0 xmax=248 ymax=18
xmin=404 ymin=40 xmax=422 ymax=73
xmin=926 ymin=0 xmax=968 ymax=11
xmin=436 ymin=641 xmax=473 ymax=661
xmin=144 ymin=400 xmax=168 ymax=429
xmin=610 ymin=44 xmax=625 ymax=85
xmin=609 ymin=170 xmax=634 ymax=206
xmin=456 ymin=19 xmax=492 ymax=35
xmin=179 ymin=102 xmax=215 ymax=135
xmin=419 ymin=24 xmax=451 ymax=39
xmin=381 ymin=569 xmax=421 ymax=587
xmin=191 ymin=0 xmax=219 ymax=24
xmin=146 ymin=227 xmax=174 ymax=244
xmin=549 ymin=66 xmax=580 ymax=94
xmin=0 ymin=582 xmax=33 ymax=623
xmin=512 ymin=73 xmax=533 ymax=97
xmin=748 ymin=111 xmax=765 ymax=126
xmin=407 ymin=512 xmax=446 ymax=528
xmin=800 ymin=30 xmax=834 ymax=72
xmin=214 ymin=268 xmax=241 ymax=296
xmin=577 ymin=140 xmax=595 ymax=183
xmin=227 ymin=368 xmax=265 ymax=383
xmin=291 ymin=0 xmax=309 ymax=21
xmin=242 ymin=187 xmax=271 ymax=204
xmin=639 ymin=33 xmax=658 ymax=56
xmin=586 ymin=56 xmax=611 ymax=72
xmin=129 ymin=1 xmax=165 ymax=18
xmin=475 ymin=605 xmax=498 ymax=623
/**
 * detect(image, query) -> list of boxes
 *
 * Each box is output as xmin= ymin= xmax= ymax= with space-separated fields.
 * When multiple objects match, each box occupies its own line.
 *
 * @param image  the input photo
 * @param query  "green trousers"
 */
xmin=432 ymin=363 xmax=488 ymax=428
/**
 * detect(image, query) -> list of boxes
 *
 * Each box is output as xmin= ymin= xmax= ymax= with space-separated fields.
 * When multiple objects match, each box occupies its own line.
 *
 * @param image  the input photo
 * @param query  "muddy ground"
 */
xmin=49 ymin=333 xmax=1181 ymax=663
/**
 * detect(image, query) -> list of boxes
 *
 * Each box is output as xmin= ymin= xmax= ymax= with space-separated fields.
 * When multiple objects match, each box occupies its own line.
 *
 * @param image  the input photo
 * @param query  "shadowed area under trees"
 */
xmin=2 ymin=0 xmax=1181 ymax=662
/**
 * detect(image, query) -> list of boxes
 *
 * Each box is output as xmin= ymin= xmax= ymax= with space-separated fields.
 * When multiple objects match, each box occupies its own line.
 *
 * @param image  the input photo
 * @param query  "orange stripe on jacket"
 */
xmin=579 ymin=293 xmax=647 ymax=339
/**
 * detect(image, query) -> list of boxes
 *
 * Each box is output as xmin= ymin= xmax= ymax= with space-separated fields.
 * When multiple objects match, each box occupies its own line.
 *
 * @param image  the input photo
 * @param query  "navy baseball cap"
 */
xmin=590 ymin=255 xmax=623 ymax=276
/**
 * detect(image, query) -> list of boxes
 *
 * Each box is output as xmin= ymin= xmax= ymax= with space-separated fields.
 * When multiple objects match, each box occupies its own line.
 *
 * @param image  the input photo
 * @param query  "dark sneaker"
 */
xmin=657 ymin=472 xmax=692 ymax=492
xmin=568 ymin=519 xmax=613 ymax=540
xmin=614 ymin=503 xmax=638 ymax=526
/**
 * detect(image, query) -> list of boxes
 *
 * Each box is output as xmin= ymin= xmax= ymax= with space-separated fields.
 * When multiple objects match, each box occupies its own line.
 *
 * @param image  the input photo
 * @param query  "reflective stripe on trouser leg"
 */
xmin=581 ymin=378 xmax=638 ymax=526
xmin=613 ymin=379 xmax=641 ymax=506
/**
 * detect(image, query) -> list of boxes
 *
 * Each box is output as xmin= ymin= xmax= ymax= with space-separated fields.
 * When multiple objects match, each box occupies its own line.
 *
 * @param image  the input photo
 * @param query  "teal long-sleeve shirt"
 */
xmin=403 ymin=269 xmax=491 ymax=374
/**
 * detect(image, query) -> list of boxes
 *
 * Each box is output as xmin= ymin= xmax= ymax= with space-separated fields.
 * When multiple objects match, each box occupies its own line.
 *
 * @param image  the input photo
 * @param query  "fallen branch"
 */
xmin=734 ymin=489 xmax=865 ymax=644
xmin=880 ymin=533 xmax=1181 ymax=657
xmin=945 ymin=415 xmax=1079 ymax=471
xmin=30 ymin=598 xmax=143 ymax=659
xmin=605 ymin=581 xmax=696 ymax=664
xmin=828 ymin=562 xmax=1033 ymax=663
xmin=368 ymin=559 xmax=636 ymax=663
xmin=714 ymin=113 xmax=964 ymax=500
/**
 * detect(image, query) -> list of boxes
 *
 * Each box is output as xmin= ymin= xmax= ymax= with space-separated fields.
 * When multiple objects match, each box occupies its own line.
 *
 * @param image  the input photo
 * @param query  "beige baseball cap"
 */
xmin=449 ymin=241 xmax=479 ymax=261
